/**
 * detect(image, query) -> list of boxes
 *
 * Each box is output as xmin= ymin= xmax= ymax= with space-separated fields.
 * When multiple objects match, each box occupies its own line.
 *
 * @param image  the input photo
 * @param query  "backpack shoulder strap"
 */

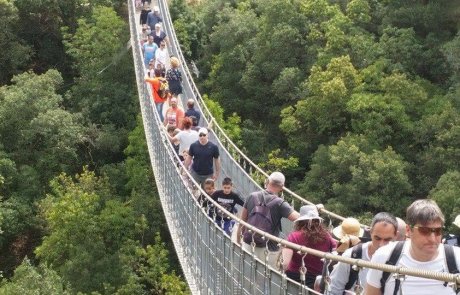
xmin=444 ymin=244 xmax=459 ymax=274
xmin=443 ymin=244 xmax=459 ymax=291
xmin=250 ymin=191 xmax=266 ymax=208
xmin=380 ymin=241 xmax=405 ymax=295
xmin=344 ymin=243 xmax=363 ymax=291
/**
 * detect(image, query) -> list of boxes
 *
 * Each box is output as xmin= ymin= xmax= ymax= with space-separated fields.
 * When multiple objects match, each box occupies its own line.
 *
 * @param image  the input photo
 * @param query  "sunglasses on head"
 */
xmin=199 ymin=133 xmax=207 ymax=137
xmin=412 ymin=225 xmax=443 ymax=236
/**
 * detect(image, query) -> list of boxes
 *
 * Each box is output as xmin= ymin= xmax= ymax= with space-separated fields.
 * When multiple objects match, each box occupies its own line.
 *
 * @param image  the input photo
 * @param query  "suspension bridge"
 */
xmin=127 ymin=0 xmax=460 ymax=294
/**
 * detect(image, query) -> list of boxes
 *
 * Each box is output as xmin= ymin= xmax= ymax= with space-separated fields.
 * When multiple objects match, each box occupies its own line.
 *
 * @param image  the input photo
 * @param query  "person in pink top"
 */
xmin=164 ymin=96 xmax=185 ymax=129
xmin=282 ymin=205 xmax=337 ymax=289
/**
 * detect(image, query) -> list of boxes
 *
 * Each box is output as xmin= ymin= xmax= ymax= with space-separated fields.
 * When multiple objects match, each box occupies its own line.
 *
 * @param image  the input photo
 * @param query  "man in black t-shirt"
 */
xmin=210 ymin=177 xmax=244 ymax=236
xmin=184 ymin=128 xmax=221 ymax=186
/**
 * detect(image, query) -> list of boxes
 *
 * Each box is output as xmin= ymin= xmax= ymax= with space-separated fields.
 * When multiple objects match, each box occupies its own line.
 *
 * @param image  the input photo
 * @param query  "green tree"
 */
xmin=0 ymin=0 xmax=31 ymax=85
xmin=0 ymin=258 xmax=72 ymax=295
xmin=298 ymin=135 xmax=412 ymax=216
xmin=203 ymin=95 xmax=242 ymax=143
xmin=124 ymin=116 xmax=166 ymax=246
xmin=413 ymin=99 xmax=460 ymax=196
xmin=280 ymin=55 xmax=361 ymax=158
xmin=64 ymin=5 xmax=137 ymax=168
xmin=429 ymin=171 xmax=460 ymax=232
xmin=36 ymin=169 xmax=135 ymax=293
xmin=116 ymin=236 xmax=189 ymax=295
xmin=0 ymin=70 xmax=84 ymax=185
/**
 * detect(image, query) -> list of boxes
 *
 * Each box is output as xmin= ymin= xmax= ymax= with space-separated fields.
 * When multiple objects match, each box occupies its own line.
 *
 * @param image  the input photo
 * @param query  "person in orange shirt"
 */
xmin=164 ymin=96 xmax=185 ymax=129
xmin=145 ymin=68 xmax=167 ymax=121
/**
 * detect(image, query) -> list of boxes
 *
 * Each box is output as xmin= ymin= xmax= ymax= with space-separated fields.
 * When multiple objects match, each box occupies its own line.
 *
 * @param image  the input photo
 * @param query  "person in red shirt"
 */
xmin=145 ymin=68 xmax=167 ymax=121
xmin=282 ymin=205 xmax=337 ymax=289
xmin=163 ymin=96 xmax=185 ymax=129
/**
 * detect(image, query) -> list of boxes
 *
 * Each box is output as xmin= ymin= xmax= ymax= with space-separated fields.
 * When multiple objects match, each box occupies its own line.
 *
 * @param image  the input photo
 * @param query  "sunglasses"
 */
xmin=199 ymin=133 xmax=207 ymax=137
xmin=412 ymin=225 xmax=443 ymax=236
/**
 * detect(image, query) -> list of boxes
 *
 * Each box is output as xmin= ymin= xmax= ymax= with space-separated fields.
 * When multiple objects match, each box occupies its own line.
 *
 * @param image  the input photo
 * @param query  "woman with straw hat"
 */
xmin=282 ymin=205 xmax=337 ymax=289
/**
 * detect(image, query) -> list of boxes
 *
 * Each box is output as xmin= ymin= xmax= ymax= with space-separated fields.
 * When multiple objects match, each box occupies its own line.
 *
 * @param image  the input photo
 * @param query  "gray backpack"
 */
xmin=243 ymin=192 xmax=283 ymax=247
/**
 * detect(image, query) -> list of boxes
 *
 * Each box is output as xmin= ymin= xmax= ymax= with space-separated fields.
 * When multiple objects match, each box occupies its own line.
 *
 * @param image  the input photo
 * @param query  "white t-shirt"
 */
xmin=329 ymin=242 xmax=371 ymax=295
xmin=155 ymin=48 xmax=168 ymax=68
xmin=367 ymin=241 xmax=460 ymax=295
xmin=175 ymin=130 xmax=198 ymax=155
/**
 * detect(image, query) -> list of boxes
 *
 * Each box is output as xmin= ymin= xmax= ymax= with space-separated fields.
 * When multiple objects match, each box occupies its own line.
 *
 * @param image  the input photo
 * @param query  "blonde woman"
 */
xmin=166 ymin=57 xmax=183 ymax=97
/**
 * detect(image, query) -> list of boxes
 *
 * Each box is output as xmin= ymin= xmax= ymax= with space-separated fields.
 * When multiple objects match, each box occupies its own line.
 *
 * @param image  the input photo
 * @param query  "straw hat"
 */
xmin=453 ymin=215 xmax=460 ymax=228
xmin=294 ymin=205 xmax=323 ymax=223
xmin=332 ymin=217 xmax=364 ymax=239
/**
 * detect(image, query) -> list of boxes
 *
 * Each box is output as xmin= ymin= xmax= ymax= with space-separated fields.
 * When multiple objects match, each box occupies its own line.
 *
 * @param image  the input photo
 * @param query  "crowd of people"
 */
xmin=139 ymin=4 xmax=460 ymax=295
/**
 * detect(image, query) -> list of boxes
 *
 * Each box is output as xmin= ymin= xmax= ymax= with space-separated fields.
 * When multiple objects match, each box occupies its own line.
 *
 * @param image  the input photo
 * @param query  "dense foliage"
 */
xmin=172 ymin=0 xmax=460 ymax=221
xmin=0 ymin=0 xmax=188 ymax=293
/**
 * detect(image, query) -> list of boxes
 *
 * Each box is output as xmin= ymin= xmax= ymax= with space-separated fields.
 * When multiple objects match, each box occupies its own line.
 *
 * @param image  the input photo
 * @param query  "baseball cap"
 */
xmin=198 ymin=128 xmax=208 ymax=135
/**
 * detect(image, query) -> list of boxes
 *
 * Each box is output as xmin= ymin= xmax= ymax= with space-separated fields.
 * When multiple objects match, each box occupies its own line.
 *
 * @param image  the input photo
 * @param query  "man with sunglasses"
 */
xmin=329 ymin=212 xmax=398 ymax=295
xmin=184 ymin=128 xmax=220 ymax=186
xmin=366 ymin=199 xmax=460 ymax=295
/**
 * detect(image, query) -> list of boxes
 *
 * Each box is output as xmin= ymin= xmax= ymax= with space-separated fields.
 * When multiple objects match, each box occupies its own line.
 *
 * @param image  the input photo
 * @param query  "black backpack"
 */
xmin=243 ymin=191 xmax=283 ymax=247
xmin=380 ymin=241 xmax=459 ymax=295
xmin=342 ymin=243 xmax=364 ymax=292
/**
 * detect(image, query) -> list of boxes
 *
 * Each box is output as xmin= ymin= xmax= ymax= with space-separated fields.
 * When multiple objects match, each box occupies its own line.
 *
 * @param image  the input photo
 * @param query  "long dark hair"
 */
xmin=295 ymin=219 xmax=328 ymax=244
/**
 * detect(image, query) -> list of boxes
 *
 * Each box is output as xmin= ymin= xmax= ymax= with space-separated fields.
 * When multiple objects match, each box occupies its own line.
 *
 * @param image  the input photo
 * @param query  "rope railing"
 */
xmin=128 ymin=0 xmax=460 ymax=293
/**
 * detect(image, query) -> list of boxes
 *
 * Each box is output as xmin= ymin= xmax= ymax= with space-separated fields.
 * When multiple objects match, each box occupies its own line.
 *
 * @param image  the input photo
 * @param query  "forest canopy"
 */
xmin=0 ymin=0 xmax=188 ymax=293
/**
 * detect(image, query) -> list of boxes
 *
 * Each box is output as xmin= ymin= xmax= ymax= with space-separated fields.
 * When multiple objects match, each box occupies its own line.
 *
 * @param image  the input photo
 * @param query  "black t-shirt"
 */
xmin=189 ymin=141 xmax=219 ymax=175
xmin=210 ymin=190 xmax=244 ymax=221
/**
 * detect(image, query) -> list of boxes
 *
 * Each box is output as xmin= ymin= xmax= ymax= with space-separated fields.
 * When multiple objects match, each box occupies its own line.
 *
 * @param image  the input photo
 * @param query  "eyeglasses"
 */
xmin=199 ymin=133 xmax=207 ymax=137
xmin=412 ymin=225 xmax=443 ymax=236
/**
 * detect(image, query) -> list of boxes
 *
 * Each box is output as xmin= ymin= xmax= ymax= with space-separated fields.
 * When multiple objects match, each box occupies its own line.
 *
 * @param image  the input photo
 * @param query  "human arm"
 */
xmin=281 ymin=248 xmax=294 ymax=270
xmin=236 ymin=207 xmax=249 ymax=245
xmin=287 ymin=210 xmax=300 ymax=222
xmin=328 ymin=250 xmax=352 ymax=295
xmin=213 ymin=157 xmax=221 ymax=180
xmin=183 ymin=147 xmax=192 ymax=170
xmin=177 ymin=110 xmax=185 ymax=129
xmin=166 ymin=130 xmax=179 ymax=145
xmin=364 ymin=284 xmax=382 ymax=295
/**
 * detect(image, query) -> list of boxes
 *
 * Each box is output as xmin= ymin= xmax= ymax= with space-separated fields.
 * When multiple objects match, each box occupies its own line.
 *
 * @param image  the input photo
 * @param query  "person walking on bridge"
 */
xmin=282 ymin=205 xmax=337 ymax=289
xmin=145 ymin=68 xmax=167 ymax=122
xmin=184 ymin=128 xmax=221 ymax=187
xmin=329 ymin=212 xmax=398 ymax=295
xmin=237 ymin=172 xmax=299 ymax=268
xmin=185 ymin=99 xmax=201 ymax=124
xmin=146 ymin=6 xmax=162 ymax=31
xmin=365 ymin=199 xmax=460 ymax=295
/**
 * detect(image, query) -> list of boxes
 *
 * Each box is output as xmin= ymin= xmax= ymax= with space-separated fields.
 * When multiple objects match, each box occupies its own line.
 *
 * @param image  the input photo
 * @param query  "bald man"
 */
xmin=396 ymin=217 xmax=407 ymax=241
